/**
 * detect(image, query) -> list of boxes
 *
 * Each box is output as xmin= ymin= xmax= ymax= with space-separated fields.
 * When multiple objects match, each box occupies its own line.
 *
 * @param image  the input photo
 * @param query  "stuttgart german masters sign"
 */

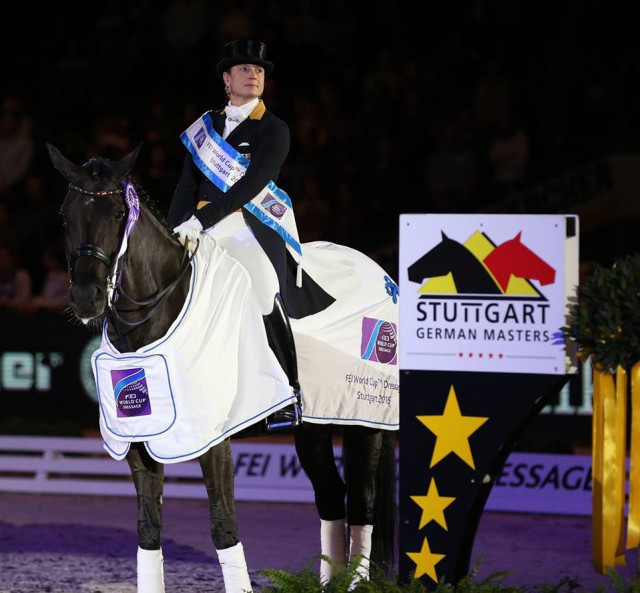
xmin=399 ymin=214 xmax=578 ymax=375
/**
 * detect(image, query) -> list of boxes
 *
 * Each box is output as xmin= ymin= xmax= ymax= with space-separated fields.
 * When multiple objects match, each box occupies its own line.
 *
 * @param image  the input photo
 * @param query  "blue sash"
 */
xmin=181 ymin=112 xmax=302 ymax=263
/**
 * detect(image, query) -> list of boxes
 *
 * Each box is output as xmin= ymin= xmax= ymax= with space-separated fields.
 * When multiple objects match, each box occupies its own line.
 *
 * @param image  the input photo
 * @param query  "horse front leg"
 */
xmin=294 ymin=423 xmax=347 ymax=583
xmin=343 ymin=426 xmax=383 ymax=587
xmin=126 ymin=442 xmax=165 ymax=593
xmin=199 ymin=439 xmax=252 ymax=593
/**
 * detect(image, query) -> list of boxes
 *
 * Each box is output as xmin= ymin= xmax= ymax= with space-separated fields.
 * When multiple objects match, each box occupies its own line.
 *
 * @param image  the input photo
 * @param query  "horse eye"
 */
xmin=115 ymin=210 xmax=126 ymax=221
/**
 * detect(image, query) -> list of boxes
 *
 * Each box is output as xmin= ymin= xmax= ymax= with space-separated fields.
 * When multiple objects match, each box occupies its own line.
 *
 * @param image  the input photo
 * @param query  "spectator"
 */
xmin=425 ymin=118 xmax=478 ymax=212
xmin=472 ymin=58 xmax=513 ymax=130
xmin=12 ymin=175 xmax=60 ymax=284
xmin=294 ymin=176 xmax=330 ymax=243
xmin=0 ymin=246 xmax=32 ymax=310
xmin=486 ymin=111 xmax=530 ymax=199
xmin=362 ymin=49 xmax=400 ymax=111
xmin=139 ymin=141 xmax=180 ymax=214
xmin=164 ymin=0 xmax=211 ymax=57
xmin=0 ymin=95 xmax=34 ymax=197
xmin=0 ymin=203 xmax=18 ymax=251
xmin=16 ymin=243 xmax=69 ymax=314
xmin=87 ymin=113 xmax=133 ymax=161
xmin=331 ymin=180 xmax=364 ymax=248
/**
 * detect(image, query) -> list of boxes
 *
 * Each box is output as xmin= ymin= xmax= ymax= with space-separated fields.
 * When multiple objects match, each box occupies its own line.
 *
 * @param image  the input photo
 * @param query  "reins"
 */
xmin=68 ymin=180 xmax=199 ymax=329
xmin=110 ymin=240 xmax=198 ymax=327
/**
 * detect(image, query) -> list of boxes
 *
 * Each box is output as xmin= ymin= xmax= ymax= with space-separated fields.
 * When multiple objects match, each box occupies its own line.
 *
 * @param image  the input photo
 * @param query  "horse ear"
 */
xmin=47 ymin=143 xmax=85 ymax=183
xmin=112 ymin=143 xmax=143 ymax=180
xmin=514 ymin=231 xmax=522 ymax=242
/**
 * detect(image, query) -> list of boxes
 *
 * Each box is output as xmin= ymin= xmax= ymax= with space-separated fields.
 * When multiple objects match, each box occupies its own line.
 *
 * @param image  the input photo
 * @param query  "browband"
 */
xmin=69 ymin=184 xmax=122 ymax=196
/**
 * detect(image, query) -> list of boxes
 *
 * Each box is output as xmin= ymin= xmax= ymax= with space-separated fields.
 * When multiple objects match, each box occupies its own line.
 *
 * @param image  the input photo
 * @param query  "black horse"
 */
xmin=48 ymin=144 xmax=397 ymax=592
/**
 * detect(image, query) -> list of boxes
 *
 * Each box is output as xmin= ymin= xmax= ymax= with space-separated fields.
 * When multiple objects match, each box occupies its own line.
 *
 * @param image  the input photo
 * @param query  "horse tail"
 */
xmin=371 ymin=429 xmax=397 ymax=577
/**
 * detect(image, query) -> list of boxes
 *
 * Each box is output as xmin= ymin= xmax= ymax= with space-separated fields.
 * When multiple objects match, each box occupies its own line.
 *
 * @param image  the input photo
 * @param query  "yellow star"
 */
xmin=410 ymin=478 xmax=456 ymax=530
xmin=417 ymin=385 xmax=488 ymax=469
xmin=406 ymin=537 xmax=446 ymax=582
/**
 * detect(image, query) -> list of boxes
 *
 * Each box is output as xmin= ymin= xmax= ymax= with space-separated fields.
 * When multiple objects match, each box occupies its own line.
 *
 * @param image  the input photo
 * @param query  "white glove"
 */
xmin=173 ymin=215 xmax=203 ymax=246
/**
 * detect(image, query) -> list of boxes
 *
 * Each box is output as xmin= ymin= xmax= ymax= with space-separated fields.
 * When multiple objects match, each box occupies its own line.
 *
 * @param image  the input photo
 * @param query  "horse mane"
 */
xmin=128 ymin=176 xmax=173 ymax=232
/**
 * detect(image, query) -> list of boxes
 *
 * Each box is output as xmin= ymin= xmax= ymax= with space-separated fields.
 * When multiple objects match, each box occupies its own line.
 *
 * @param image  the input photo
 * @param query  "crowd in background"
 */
xmin=1 ymin=0 xmax=637 ymax=312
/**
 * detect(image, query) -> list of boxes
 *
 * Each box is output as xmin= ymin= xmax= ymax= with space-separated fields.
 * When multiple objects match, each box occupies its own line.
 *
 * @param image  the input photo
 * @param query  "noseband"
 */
xmin=71 ymin=244 xmax=112 ymax=269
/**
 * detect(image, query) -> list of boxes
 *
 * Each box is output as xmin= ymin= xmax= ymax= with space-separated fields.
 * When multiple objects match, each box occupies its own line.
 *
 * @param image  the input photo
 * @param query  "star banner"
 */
xmin=398 ymin=370 xmax=568 ymax=585
xmin=398 ymin=214 xmax=579 ymax=586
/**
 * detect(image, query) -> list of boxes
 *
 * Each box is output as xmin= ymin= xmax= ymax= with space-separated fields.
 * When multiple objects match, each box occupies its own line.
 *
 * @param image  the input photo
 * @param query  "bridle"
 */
xmin=67 ymin=181 xmax=198 ymax=327
xmin=67 ymin=184 xmax=121 ymax=283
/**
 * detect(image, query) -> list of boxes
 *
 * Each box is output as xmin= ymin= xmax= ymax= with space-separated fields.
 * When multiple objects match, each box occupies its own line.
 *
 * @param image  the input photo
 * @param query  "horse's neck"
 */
xmin=448 ymin=244 xmax=503 ymax=294
xmin=107 ymin=212 xmax=191 ymax=352
xmin=483 ymin=245 xmax=516 ymax=292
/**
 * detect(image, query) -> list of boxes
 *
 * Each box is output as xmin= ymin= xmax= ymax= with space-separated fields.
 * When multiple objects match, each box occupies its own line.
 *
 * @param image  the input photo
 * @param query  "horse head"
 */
xmin=47 ymin=143 xmax=141 ymax=323
xmin=483 ymin=231 xmax=556 ymax=292
xmin=407 ymin=232 xmax=502 ymax=294
xmin=407 ymin=232 xmax=458 ymax=284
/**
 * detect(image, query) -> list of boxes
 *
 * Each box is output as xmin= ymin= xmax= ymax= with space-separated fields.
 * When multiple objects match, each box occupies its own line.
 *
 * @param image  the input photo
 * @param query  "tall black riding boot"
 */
xmin=263 ymin=293 xmax=303 ymax=430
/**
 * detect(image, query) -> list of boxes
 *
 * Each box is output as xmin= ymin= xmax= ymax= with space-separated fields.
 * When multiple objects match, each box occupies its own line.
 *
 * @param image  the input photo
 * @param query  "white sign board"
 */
xmin=399 ymin=214 xmax=579 ymax=375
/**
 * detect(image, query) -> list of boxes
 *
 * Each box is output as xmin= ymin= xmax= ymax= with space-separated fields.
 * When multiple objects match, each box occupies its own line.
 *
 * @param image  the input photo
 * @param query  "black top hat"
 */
xmin=216 ymin=40 xmax=274 ymax=79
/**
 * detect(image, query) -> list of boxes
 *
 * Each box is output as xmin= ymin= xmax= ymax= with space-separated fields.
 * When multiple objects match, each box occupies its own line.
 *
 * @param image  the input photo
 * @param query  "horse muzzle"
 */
xmin=69 ymin=282 xmax=107 ymax=321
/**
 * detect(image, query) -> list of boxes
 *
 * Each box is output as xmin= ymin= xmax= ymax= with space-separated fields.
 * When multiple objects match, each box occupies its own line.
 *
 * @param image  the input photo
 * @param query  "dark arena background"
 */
xmin=1 ymin=1 xmax=639 ymax=591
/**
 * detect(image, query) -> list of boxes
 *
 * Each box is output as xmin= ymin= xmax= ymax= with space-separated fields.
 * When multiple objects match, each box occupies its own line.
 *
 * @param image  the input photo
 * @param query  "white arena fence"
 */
xmin=0 ymin=435 xmax=595 ymax=515
xmin=0 ymin=435 xmax=319 ymax=503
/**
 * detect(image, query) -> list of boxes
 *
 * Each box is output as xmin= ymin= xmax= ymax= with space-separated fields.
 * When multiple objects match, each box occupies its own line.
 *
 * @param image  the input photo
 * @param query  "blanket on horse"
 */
xmin=93 ymin=236 xmax=399 ymax=463
xmin=92 ymin=235 xmax=294 ymax=463
xmin=290 ymin=242 xmax=399 ymax=430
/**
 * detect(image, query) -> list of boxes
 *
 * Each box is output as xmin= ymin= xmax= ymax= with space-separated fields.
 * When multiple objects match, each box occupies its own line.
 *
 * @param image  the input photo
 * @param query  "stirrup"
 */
xmin=266 ymin=399 xmax=302 ymax=431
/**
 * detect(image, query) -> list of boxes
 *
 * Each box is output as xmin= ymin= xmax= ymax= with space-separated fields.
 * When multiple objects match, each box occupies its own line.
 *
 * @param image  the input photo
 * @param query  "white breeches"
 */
xmin=206 ymin=212 xmax=280 ymax=315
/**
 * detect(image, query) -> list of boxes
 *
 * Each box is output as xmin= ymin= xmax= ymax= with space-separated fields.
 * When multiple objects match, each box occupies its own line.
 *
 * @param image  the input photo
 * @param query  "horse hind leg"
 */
xmin=343 ymin=427 xmax=384 ymax=587
xmin=314 ymin=518 xmax=346 ymax=584
xmin=294 ymin=423 xmax=347 ymax=583
xmin=126 ymin=443 xmax=165 ymax=593
xmin=199 ymin=440 xmax=252 ymax=593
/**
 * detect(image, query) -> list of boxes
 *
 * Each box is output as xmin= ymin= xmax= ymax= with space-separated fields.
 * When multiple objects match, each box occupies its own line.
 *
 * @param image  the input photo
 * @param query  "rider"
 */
xmin=167 ymin=40 xmax=334 ymax=430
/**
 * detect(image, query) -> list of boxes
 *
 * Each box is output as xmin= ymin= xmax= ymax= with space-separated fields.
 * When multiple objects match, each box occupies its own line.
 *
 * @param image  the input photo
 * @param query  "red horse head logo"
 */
xmin=483 ymin=232 xmax=556 ymax=292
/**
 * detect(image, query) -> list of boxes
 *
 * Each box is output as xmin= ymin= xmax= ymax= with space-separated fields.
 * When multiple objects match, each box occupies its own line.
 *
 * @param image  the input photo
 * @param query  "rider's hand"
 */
xmin=173 ymin=215 xmax=203 ymax=246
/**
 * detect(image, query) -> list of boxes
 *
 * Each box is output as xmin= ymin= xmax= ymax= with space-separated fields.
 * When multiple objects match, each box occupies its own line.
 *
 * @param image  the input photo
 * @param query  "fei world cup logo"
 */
xmin=361 ymin=317 xmax=398 ymax=365
xmin=111 ymin=368 xmax=152 ymax=417
xmin=194 ymin=126 xmax=207 ymax=149
xmin=260 ymin=194 xmax=287 ymax=219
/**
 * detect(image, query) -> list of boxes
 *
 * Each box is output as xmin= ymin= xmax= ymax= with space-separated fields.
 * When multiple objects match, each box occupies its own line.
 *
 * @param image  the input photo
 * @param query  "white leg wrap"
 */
xmin=348 ymin=524 xmax=373 ymax=589
xmin=217 ymin=541 xmax=253 ymax=593
xmin=319 ymin=518 xmax=346 ymax=584
xmin=137 ymin=547 xmax=165 ymax=593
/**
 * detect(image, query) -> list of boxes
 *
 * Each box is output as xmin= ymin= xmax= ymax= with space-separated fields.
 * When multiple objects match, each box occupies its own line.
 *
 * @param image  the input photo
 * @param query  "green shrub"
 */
xmin=563 ymin=253 xmax=640 ymax=371
xmin=257 ymin=558 xmax=637 ymax=593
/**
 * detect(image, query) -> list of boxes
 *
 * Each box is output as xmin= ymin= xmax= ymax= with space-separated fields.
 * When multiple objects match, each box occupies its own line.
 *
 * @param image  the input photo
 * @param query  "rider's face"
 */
xmin=224 ymin=64 xmax=265 ymax=105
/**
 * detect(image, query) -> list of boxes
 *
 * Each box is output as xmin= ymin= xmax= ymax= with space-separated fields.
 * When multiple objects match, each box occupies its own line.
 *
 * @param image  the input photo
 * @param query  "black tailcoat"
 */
xmin=167 ymin=102 xmax=334 ymax=318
